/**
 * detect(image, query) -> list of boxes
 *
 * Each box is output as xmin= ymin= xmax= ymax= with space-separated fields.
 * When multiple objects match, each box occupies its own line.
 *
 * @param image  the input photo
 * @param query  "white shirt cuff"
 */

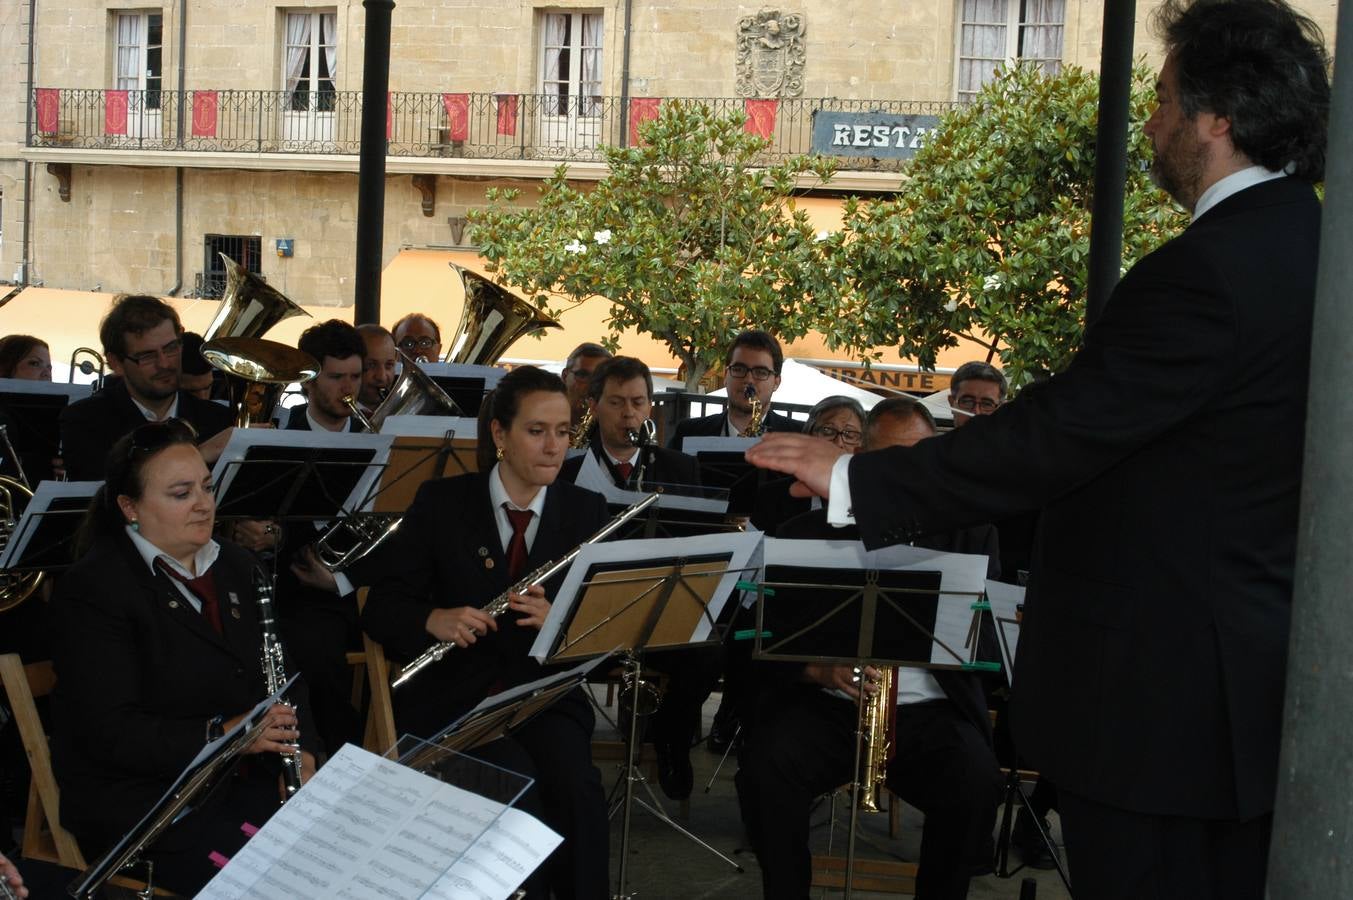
xmin=333 ymin=571 xmax=355 ymax=597
xmin=826 ymin=454 xmax=855 ymax=527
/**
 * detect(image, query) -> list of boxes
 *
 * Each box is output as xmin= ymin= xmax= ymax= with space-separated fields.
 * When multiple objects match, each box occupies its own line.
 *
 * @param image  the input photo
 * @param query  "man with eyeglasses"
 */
xmin=667 ymin=330 xmax=802 ymax=449
xmin=59 ymin=295 xmax=233 ymax=481
xmin=947 ymin=361 xmax=1007 ymax=428
xmin=392 ymin=312 xmax=443 ymax=363
xmin=560 ymin=342 xmax=613 ymax=428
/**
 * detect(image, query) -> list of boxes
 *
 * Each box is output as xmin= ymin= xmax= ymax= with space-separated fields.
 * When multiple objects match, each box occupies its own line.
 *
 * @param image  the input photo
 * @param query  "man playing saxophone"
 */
xmin=736 ymin=398 xmax=1003 ymax=900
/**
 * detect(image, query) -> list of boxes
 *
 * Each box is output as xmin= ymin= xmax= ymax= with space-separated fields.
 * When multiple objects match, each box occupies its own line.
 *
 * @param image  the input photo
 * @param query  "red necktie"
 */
xmin=615 ymin=461 xmax=634 ymax=483
xmin=503 ymin=506 xmax=533 ymax=581
xmin=158 ymin=561 xmax=223 ymax=635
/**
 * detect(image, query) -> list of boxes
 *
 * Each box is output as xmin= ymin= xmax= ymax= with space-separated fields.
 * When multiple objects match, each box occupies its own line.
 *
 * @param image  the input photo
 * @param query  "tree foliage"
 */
xmin=819 ymin=63 xmax=1189 ymax=385
xmin=469 ymin=102 xmax=838 ymax=389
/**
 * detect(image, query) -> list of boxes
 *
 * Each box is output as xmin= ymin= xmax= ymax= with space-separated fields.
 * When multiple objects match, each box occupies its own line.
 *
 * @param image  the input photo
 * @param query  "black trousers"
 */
xmin=1059 ymin=789 xmax=1273 ymax=900
xmin=736 ymin=689 xmax=1002 ymax=900
xmin=645 ymin=643 xmax=724 ymax=749
xmin=280 ymin=600 xmax=363 ymax=759
xmin=468 ymin=688 xmax=609 ymax=900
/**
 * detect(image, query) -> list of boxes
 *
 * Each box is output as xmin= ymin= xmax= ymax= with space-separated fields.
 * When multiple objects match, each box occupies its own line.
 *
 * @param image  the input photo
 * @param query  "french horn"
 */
xmin=0 ymin=424 xmax=43 ymax=613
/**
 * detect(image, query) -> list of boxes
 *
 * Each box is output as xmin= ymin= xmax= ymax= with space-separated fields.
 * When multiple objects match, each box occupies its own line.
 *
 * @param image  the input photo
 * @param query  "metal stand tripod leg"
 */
xmin=610 ymin=656 xmax=743 ymax=899
xmin=992 ymin=767 xmax=1073 ymax=896
xmin=702 ymin=723 xmax=742 ymax=793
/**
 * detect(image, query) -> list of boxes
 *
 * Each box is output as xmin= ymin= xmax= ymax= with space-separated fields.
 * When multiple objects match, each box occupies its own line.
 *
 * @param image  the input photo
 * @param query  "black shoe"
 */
xmin=970 ymin=832 xmax=996 ymax=877
xmin=705 ymin=715 xmax=739 ymax=754
xmin=1012 ymin=809 xmax=1060 ymax=870
xmin=656 ymin=740 xmax=694 ymax=800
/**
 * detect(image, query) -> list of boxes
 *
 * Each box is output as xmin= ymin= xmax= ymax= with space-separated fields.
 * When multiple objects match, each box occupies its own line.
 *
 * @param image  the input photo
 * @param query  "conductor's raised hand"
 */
xmin=425 ymin=606 xmax=498 ymax=647
xmin=230 ymin=703 xmax=300 ymax=756
xmin=508 ymin=584 xmax=551 ymax=630
xmin=745 ymin=432 xmax=846 ymax=499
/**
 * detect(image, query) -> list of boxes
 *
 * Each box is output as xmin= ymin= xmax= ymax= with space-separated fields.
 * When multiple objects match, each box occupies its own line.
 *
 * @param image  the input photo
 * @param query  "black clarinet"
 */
xmin=254 ymin=568 xmax=303 ymax=799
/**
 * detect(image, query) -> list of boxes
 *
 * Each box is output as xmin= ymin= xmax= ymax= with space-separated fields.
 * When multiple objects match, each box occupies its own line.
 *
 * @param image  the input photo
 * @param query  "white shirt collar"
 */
xmin=488 ymin=463 xmax=548 ymax=516
xmin=605 ymin=446 xmax=640 ymax=467
xmin=129 ymin=392 xmax=180 ymax=423
xmin=125 ymin=524 xmax=220 ymax=579
xmin=1192 ymin=165 xmax=1286 ymax=222
xmin=306 ymin=405 xmax=350 ymax=433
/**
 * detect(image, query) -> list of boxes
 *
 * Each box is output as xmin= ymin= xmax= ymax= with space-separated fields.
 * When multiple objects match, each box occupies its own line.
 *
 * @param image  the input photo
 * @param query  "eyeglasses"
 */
xmin=952 ymin=396 xmax=1001 ymax=413
xmin=126 ymin=418 xmax=199 ymax=459
xmin=397 ymin=336 xmax=438 ymax=352
xmin=122 ymin=338 xmax=184 ymax=368
xmin=812 ymin=425 xmax=862 ymax=446
xmin=726 ymin=363 xmax=776 ymax=382
xmin=568 ymin=368 xmax=596 ymax=381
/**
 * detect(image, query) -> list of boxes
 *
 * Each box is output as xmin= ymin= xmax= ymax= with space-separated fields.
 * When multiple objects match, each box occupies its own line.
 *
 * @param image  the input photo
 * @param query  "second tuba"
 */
xmin=443 ymin=263 xmax=562 ymax=365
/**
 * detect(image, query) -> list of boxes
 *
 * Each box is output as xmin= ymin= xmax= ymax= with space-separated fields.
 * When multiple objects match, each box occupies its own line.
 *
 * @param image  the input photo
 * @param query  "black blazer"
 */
xmin=559 ymin=439 xmax=702 ymax=490
xmin=58 ymin=380 xmax=233 ymax=481
xmin=50 ymin=534 xmax=317 ymax=852
xmin=284 ymin=404 xmax=361 ymax=432
xmin=667 ymin=408 xmax=802 ymax=449
xmin=846 ymin=177 xmax=1321 ymax=819
xmin=360 ymin=472 xmax=609 ymax=740
xmin=775 ymin=510 xmax=1001 ymax=739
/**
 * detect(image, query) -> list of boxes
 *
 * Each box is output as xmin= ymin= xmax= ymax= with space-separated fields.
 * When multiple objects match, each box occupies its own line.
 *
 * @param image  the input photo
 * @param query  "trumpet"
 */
xmin=392 ymin=492 xmax=660 ymax=689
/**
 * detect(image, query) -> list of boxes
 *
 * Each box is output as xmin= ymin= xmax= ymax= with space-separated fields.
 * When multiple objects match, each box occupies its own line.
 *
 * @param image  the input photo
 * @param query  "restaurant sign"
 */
xmin=811 ymin=111 xmax=941 ymax=160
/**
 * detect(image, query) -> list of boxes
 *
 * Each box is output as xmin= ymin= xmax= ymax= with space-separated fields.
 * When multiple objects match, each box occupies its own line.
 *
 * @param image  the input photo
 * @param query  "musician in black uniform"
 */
xmin=667 ymin=330 xmax=802 ymax=448
xmin=283 ymin=319 xmax=365 ymax=432
xmin=737 ymin=397 xmax=1003 ymax=900
xmin=362 ymin=366 xmax=609 ymax=900
xmin=59 ymin=296 xmax=234 ymax=480
xmin=50 ymin=420 xmax=318 ymax=897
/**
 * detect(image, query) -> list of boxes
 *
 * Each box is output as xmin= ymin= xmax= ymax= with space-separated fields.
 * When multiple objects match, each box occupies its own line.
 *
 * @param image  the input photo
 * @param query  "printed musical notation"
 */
xmin=198 ymin=744 xmax=560 ymax=900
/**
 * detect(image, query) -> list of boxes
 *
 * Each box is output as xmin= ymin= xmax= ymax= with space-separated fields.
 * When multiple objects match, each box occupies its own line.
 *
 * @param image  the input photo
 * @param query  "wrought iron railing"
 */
xmin=29 ymin=87 xmax=956 ymax=169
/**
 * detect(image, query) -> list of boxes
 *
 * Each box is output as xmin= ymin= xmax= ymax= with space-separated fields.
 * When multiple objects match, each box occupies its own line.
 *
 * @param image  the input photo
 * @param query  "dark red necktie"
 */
xmin=158 ymin=561 xmax=223 ymax=635
xmin=615 ymin=461 xmax=634 ymax=483
xmin=503 ymin=506 xmax=534 ymax=581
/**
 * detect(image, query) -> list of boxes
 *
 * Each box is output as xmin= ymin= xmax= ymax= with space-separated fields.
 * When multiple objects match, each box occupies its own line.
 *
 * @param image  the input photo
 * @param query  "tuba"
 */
xmin=342 ymin=349 xmax=463 ymax=433
xmin=442 ymin=263 xmax=562 ymax=365
xmin=0 ymin=425 xmax=43 ymax=614
xmin=200 ymin=254 xmax=317 ymax=427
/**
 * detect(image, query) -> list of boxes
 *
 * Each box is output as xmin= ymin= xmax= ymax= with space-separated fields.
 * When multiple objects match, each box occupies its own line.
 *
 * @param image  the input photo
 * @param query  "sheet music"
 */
xmin=760 ymin=538 xmax=990 ymax=666
xmin=210 ymin=428 xmax=393 ymax=515
xmin=199 ymin=744 xmax=559 ymax=900
xmin=530 ymin=531 xmax=763 ymax=662
xmin=575 ymin=455 xmax=729 ymax=514
xmin=379 ymin=415 xmax=479 ymax=439
xmin=679 ymin=435 xmax=758 ymax=456
xmin=0 ymin=479 xmax=100 ymax=568
xmin=985 ymin=580 xmax=1025 ymax=687
xmin=0 ymin=377 xmax=92 ymax=400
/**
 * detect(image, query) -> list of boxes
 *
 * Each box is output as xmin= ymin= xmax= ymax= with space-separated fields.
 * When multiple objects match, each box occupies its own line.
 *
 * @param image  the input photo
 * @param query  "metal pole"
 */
xmin=1084 ymin=0 xmax=1136 ymax=327
xmin=354 ymin=0 xmax=394 ymax=324
xmin=1267 ymin=0 xmax=1353 ymax=893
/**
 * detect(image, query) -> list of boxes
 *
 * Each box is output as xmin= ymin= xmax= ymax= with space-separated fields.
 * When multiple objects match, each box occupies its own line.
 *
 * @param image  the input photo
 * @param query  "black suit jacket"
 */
xmin=58 ymin=380 xmax=233 ymax=481
xmin=846 ymin=177 xmax=1320 ymax=819
xmin=775 ymin=510 xmax=1001 ymax=739
xmin=360 ymin=473 xmax=609 ymax=740
xmin=559 ymin=439 xmax=702 ymax=490
xmin=50 ymin=534 xmax=317 ymax=851
xmin=667 ymin=408 xmax=802 ymax=449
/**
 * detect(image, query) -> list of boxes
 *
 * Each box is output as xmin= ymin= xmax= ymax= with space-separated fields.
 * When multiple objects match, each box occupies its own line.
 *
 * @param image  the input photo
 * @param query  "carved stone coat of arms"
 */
xmin=736 ymin=10 xmax=806 ymax=98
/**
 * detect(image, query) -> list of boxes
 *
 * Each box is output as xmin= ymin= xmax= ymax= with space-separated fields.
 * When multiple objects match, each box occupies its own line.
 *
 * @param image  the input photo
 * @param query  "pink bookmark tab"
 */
xmin=208 ymin=851 xmax=230 ymax=869
xmin=240 ymin=821 xmax=259 ymax=836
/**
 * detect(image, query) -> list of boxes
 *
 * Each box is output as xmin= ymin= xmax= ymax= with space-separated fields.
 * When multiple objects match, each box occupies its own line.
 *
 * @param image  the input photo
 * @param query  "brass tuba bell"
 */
xmin=345 ymin=349 xmax=463 ymax=433
xmin=443 ymin=263 xmax=562 ymax=365
xmin=203 ymin=254 xmax=310 ymax=342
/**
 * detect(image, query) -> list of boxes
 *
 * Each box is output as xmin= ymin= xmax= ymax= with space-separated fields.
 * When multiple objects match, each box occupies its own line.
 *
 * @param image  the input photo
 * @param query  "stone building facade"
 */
xmin=0 ymin=0 xmax=1338 ymax=306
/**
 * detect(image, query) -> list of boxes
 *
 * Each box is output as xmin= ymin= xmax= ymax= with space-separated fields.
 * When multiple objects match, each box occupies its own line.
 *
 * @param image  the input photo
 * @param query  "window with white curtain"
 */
xmin=539 ymin=11 xmax=603 ymax=117
xmin=114 ymin=11 xmax=163 ymax=109
xmin=283 ymin=10 xmax=338 ymax=112
xmin=956 ymin=0 xmax=1064 ymax=101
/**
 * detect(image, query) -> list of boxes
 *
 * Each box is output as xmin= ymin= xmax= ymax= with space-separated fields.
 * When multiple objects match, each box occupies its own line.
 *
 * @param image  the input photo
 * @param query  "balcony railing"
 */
xmin=29 ymin=88 xmax=955 ymax=170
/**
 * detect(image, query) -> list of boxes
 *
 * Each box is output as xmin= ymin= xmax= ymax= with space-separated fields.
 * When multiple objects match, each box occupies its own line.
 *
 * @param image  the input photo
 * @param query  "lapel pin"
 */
xmin=477 ymin=546 xmax=489 ymax=558
xmin=168 ymin=600 xmax=180 ymax=609
xmin=231 ymin=608 xmax=242 ymax=619
xmin=485 ymin=558 xmax=495 ymax=570
xmin=228 ymin=592 xmax=240 ymax=606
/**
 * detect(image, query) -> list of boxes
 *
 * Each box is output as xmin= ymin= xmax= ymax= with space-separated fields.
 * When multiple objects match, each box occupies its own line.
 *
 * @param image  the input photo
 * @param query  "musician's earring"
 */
xmin=130 ymin=519 xmax=140 ymax=532
xmin=495 ymin=446 xmax=504 ymax=461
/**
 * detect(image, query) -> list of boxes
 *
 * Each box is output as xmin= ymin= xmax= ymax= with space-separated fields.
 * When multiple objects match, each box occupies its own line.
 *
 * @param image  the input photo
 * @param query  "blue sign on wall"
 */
xmin=811 ymin=111 xmax=942 ymax=160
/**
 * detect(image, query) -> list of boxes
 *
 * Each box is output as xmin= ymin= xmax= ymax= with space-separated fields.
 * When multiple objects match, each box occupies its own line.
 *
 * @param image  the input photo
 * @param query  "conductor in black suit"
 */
xmin=59 ymin=295 xmax=234 ymax=480
xmin=362 ymin=366 xmax=610 ymax=899
xmin=747 ymin=2 xmax=1330 ymax=895
xmin=667 ymin=329 xmax=802 ymax=448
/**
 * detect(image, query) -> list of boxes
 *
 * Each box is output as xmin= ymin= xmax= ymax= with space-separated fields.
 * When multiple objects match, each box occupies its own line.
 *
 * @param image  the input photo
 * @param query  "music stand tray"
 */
xmin=210 ymin=429 xmax=393 ymax=521
xmin=0 ymin=480 xmax=100 ymax=573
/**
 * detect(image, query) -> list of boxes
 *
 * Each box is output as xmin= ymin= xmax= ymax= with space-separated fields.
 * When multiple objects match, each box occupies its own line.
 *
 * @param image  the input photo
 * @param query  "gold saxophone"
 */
xmin=857 ymin=665 xmax=894 ymax=812
xmin=741 ymin=384 xmax=766 ymax=437
xmin=570 ymin=405 xmax=595 ymax=449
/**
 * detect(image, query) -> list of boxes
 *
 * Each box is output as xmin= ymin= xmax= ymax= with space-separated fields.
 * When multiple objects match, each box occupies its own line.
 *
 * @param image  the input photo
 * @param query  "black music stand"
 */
xmin=678 ymin=436 xmax=764 ymax=516
xmin=537 ymin=534 xmax=762 ymax=900
xmin=0 ymin=481 xmax=99 ymax=574
xmin=0 ymin=378 xmax=89 ymax=482
xmin=595 ymin=485 xmax=737 ymax=540
xmin=751 ymin=552 xmax=996 ymax=900
xmin=210 ymin=431 xmax=391 ymax=522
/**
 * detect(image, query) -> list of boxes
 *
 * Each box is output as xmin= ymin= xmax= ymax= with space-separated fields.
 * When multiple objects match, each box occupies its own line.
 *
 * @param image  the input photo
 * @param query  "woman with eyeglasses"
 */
xmin=50 ymin=420 xmax=318 ymax=897
xmin=362 ymin=366 xmax=610 ymax=900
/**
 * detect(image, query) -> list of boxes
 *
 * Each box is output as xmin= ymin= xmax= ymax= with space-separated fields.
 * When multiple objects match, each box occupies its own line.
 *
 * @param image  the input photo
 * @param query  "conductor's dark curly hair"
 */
xmin=1151 ymin=0 xmax=1330 ymax=182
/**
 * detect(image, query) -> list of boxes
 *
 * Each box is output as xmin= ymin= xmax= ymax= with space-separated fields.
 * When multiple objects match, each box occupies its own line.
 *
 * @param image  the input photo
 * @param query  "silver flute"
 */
xmin=392 ymin=492 xmax=660 ymax=689
xmin=254 ymin=568 xmax=304 ymax=798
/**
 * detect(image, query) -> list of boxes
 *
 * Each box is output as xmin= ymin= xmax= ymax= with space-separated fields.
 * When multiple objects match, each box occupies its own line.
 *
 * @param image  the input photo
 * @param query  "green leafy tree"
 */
xmin=469 ymin=102 xmax=838 ymax=390
xmin=820 ymin=63 xmax=1189 ymax=385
